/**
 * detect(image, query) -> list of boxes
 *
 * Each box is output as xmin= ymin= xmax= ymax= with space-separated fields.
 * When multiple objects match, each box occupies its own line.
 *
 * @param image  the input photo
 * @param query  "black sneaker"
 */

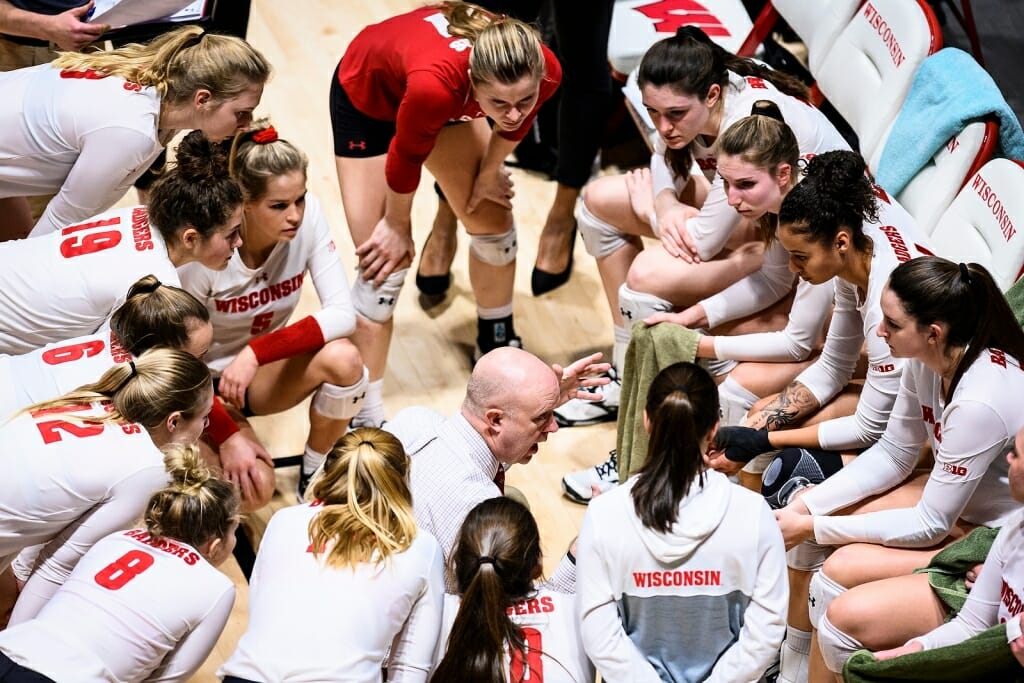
xmin=296 ymin=470 xmax=314 ymax=504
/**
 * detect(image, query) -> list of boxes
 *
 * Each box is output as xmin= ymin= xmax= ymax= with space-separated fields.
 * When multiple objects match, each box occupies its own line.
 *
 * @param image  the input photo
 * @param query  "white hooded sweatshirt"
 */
xmin=577 ymin=470 xmax=787 ymax=682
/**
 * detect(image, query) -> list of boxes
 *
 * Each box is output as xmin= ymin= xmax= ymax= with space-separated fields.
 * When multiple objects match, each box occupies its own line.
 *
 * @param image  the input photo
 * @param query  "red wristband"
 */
xmin=248 ymin=315 xmax=325 ymax=365
xmin=205 ymin=395 xmax=240 ymax=446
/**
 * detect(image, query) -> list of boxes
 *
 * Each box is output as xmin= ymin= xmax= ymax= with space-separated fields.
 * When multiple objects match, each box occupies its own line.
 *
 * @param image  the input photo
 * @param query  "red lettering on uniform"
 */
xmin=108 ymin=330 xmax=131 ymax=363
xmin=633 ymin=0 xmax=731 ymax=37
xmin=696 ymin=157 xmax=717 ymax=172
xmin=880 ymin=224 xmax=913 ymax=262
xmin=120 ymin=423 xmax=142 ymax=435
xmin=184 ymin=552 xmax=199 ymax=566
xmin=212 ymin=273 xmax=305 ymax=315
xmin=971 ymin=175 xmax=1017 ymax=242
xmin=59 ymin=68 xmax=105 ymax=80
xmin=95 ymin=550 xmax=154 ymax=590
xmin=991 ymin=349 xmax=1008 ymax=367
xmin=861 ymin=2 xmax=906 ymax=68
xmin=59 ymin=217 xmax=122 ymax=259
xmin=922 ymin=406 xmax=935 ymax=424
xmin=539 ymin=595 xmax=554 ymax=611
xmin=632 ymin=569 xmax=722 ymax=587
xmin=745 ymin=77 xmax=767 ymax=89
xmin=1002 ymin=580 xmax=1024 ymax=617
xmin=130 ymin=207 xmax=154 ymax=251
xmin=123 ymin=81 xmax=142 ymax=92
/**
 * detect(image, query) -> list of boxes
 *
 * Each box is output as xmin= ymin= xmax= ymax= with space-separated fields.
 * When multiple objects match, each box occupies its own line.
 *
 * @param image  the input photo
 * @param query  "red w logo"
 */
xmin=633 ymin=0 xmax=731 ymax=37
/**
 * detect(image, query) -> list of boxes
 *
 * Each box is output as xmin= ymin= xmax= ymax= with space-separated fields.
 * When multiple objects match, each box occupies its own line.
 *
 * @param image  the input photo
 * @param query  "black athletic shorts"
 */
xmin=329 ymin=65 xmax=395 ymax=158
xmin=0 ymin=653 xmax=55 ymax=683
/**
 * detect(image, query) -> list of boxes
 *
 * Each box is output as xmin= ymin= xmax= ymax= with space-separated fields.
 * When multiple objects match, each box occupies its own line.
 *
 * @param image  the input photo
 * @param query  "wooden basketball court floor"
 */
xmin=182 ymin=0 xmax=619 ymax=677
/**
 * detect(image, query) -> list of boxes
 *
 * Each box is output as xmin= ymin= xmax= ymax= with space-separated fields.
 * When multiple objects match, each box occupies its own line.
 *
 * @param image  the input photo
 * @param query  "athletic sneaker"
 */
xmin=562 ymin=451 xmax=619 ymax=504
xmin=554 ymin=369 xmax=620 ymax=427
xmin=296 ymin=469 xmax=314 ymax=504
xmin=473 ymin=336 xmax=523 ymax=363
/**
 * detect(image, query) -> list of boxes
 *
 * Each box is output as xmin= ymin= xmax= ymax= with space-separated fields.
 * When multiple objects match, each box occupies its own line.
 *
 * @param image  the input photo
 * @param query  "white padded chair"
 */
xmin=608 ymin=0 xmax=754 ymax=78
xmin=812 ymin=0 xmax=942 ymax=163
xmin=929 ymin=158 xmax=1024 ymax=291
xmin=883 ymin=117 xmax=999 ymax=235
xmin=739 ymin=0 xmax=859 ymax=72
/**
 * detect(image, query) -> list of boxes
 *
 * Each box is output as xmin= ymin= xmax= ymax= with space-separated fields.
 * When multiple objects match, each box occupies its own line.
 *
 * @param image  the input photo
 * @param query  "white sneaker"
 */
xmin=562 ymin=451 xmax=619 ymax=504
xmin=554 ymin=370 xmax=621 ymax=427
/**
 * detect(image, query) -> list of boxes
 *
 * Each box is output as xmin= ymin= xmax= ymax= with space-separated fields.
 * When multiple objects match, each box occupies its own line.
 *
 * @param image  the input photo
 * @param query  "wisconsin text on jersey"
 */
xmin=214 ymin=273 xmax=305 ymax=313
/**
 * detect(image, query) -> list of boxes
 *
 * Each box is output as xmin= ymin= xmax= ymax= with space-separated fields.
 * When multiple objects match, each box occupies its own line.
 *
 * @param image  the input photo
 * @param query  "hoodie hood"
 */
xmin=620 ymin=469 xmax=733 ymax=564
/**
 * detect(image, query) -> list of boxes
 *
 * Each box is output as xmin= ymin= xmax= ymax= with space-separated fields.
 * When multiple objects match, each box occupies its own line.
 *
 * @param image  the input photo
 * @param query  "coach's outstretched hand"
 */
xmin=552 ymin=352 xmax=612 ymax=407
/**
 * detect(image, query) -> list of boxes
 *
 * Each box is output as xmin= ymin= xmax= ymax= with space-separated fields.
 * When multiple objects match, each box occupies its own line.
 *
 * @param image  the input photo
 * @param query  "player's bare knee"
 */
xmin=581 ymin=175 xmax=624 ymax=219
xmin=314 ymin=339 xmax=364 ymax=386
xmin=821 ymin=545 xmax=872 ymax=588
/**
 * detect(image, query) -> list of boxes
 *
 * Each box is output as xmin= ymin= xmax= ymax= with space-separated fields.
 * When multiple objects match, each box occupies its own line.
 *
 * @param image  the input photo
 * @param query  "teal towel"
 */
xmin=876 ymin=48 xmax=1024 ymax=196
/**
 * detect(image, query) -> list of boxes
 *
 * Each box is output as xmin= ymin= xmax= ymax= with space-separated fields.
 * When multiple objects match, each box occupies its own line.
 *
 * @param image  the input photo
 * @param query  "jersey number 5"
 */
xmin=509 ymin=626 xmax=544 ymax=681
xmin=250 ymin=312 xmax=274 ymax=335
xmin=95 ymin=550 xmax=155 ymax=590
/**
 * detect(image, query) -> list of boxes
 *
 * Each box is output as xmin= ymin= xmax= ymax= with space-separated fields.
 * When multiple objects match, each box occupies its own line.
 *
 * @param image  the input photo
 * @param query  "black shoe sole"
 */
xmin=561 ymin=479 xmax=593 ymax=505
xmin=415 ymin=270 xmax=451 ymax=296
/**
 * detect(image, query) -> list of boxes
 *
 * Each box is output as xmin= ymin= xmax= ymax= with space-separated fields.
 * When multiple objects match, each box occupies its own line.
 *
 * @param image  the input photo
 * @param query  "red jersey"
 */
xmin=337 ymin=6 xmax=562 ymax=193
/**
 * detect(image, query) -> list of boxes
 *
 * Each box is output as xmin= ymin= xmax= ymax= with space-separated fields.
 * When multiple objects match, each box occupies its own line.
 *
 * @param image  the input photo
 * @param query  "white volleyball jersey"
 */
xmin=0 ymin=529 xmax=234 ymax=683
xmin=0 ymin=402 xmax=168 ymax=587
xmin=435 ymin=588 xmax=595 ymax=683
xmin=0 ymin=205 xmax=179 ymax=355
xmin=0 ymin=64 xmax=163 ymax=236
xmin=219 ymin=503 xmax=444 ymax=683
xmin=178 ymin=193 xmax=355 ymax=374
xmin=804 ymin=349 xmax=1024 ymax=547
xmin=0 ymin=329 xmax=132 ymax=420
xmin=797 ymin=189 xmax=933 ymax=450
xmin=651 ymin=71 xmax=850 ymax=262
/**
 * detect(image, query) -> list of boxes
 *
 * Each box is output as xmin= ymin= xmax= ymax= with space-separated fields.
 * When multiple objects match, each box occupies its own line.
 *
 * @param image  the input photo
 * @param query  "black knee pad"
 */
xmin=761 ymin=447 xmax=844 ymax=509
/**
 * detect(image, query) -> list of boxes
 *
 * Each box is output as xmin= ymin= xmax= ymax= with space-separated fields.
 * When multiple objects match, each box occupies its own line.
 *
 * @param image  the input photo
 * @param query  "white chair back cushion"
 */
xmin=772 ymin=0 xmax=860 ymax=72
xmin=814 ymin=0 xmax=940 ymax=161
xmin=929 ymin=159 xmax=1024 ymax=291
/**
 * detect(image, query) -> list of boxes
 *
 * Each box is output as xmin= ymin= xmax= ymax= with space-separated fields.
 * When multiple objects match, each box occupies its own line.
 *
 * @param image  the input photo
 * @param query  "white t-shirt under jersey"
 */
xmin=0 ymin=329 xmax=133 ymax=420
xmin=802 ymin=349 xmax=1024 ymax=547
xmin=0 ymin=205 xmax=179 ymax=355
xmin=178 ymin=193 xmax=355 ymax=375
xmin=434 ymin=587 xmax=595 ymax=683
xmin=0 ymin=402 xmax=168 ymax=613
xmin=219 ymin=503 xmax=444 ymax=683
xmin=0 ymin=64 xmax=163 ymax=236
xmin=0 ymin=529 xmax=234 ymax=683
xmin=796 ymin=189 xmax=933 ymax=451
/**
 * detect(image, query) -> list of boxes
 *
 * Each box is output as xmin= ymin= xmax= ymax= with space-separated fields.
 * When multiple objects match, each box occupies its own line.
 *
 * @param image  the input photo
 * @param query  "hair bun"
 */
xmin=162 ymin=443 xmax=212 ymax=494
xmin=675 ymin=25 xmax=713 ymax=44
xmin=750 ymin=99 xmax=784 ymax=122
xmin=173 ymin=130 xmax=230 ymax=185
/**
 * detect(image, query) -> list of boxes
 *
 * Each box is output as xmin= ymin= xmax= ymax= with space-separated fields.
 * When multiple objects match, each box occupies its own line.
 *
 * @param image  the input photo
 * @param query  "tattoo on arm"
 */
xmin=749 ymin=382 xmax=820 ymax=431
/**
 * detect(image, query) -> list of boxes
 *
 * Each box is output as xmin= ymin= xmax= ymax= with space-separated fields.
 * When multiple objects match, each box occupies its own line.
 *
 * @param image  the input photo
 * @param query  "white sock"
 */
xmin=477 ymin=302 xmax=514 ymax=319
xmin=718 ymin=375 xmax=759 ymax=426
xmin=613 ymin=324 xmax=630 ymax=374
xmin=302 ymin=444 xmax=328 ymax=476
xmin=355 ymin=379 xmax=386 ymax=427
xmin=780 ymin=625 xmax=811 ymax=683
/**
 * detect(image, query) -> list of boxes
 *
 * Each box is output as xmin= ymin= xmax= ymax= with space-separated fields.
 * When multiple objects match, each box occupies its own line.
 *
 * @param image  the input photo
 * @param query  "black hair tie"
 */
xmin=477 ymin=556 xmax=496 ymax=569
xmin=958 ymin=262 xmax=972 ymax=285
xmin=128 ymin=360 xmax=138 ymax=378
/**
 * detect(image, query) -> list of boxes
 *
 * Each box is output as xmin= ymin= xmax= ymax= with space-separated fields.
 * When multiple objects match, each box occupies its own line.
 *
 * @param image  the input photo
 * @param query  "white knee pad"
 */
xmin=617 ymin=284 xmax=672 ymax=325
xmin=817 ymin=612 xmax=864 ymax=673
xmin=351 ymin=268 xmax=408 ymax=323
xmin=312 ymin=367 xmax=370 ymax=420
xmin=578 ymin=200 xmax=628 ymax=259
xmin=718 ymin=375 xmax=758 ymax=426
xmin=787 ymin=540 xmax=832 ymax=572
xmin=808 ymin=569 xmax=846 ymax=630
xmin=469 ymin=227 xmax=517 ymax=266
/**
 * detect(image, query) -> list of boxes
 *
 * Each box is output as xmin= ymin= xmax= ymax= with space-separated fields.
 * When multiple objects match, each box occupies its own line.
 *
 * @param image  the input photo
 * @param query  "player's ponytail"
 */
xmin=22 ymin=347 xmax=211 ymax=432
xmin=110 ymin=275 xmax=210 ymax=357
xmin=148 ymin=130 xmax=243 ymax=244
xmin=51 ymin=25 xmax=271 ymax=105
xmin=779 ymin=149 xmax=877 ymax=254
xmin=631 ymin=362 xmax=719 ymax=532
xmin=888 ymin=257 xmax=1024 ymax=402
xmin=433 ymin=497 xmax=542 ymax=682
xmin=145 ymin=443 xmax=239 ymax=551
xmin=229 ymin=120 xmax=309 ymax=201
xmin=307 ymin=428 xmax=417 ymax=569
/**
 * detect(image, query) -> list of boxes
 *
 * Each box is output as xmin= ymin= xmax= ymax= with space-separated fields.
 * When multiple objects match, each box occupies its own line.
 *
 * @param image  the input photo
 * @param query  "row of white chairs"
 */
xmin=608 ymin=0 xmax=1022 ymax=288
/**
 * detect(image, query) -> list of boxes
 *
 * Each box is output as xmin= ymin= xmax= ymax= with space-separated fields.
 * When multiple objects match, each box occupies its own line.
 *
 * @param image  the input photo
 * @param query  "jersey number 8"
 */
xmin=95 ymin=549 xmax=155 ymax=590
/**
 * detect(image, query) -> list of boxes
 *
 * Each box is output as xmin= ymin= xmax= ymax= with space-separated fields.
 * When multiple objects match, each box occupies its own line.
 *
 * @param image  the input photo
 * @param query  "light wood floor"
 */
xmin=191 ymin=1 xmax=619 ymax=678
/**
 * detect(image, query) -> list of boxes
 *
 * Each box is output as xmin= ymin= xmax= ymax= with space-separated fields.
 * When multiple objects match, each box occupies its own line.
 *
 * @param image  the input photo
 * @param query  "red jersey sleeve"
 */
xmin=386 ymin=71 xmax=465 ymax=193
